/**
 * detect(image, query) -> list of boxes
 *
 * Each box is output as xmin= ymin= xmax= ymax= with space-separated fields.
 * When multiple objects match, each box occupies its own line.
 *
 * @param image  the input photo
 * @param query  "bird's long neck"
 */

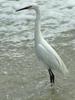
xmin=34 ymin=7 xmax=42 ymax=43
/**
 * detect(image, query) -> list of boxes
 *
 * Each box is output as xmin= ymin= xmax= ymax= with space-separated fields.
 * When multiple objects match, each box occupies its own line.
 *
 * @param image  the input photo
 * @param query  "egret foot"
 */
xmin=48 ymin=68 xmax=55 ymax=86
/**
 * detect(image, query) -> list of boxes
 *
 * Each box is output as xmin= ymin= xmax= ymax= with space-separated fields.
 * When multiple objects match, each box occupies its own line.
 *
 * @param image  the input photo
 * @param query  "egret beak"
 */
xmin=16 ymin=6 xmax=32 ymax=12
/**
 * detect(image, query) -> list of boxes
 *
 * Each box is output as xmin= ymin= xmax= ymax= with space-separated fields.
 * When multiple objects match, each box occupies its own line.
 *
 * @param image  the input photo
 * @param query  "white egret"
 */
xmin=16 ymin=4 xmax=68 ymax=85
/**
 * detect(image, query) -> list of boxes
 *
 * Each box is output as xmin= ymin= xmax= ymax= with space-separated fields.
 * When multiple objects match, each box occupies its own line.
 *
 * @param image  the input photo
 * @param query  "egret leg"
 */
xmin=48 ymin=68 xmax=55 ymax=85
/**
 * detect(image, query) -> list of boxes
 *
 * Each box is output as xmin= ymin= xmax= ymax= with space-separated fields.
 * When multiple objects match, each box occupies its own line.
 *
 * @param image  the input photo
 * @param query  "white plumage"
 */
xmin=16 ymin=4 xmax=68 ymax=84
xmin=36 ymin=38 xmax=68 ymax=75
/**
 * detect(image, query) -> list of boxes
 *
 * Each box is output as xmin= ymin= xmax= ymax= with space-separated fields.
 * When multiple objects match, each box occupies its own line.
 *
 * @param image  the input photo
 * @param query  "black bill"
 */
xmin=16 ymin=6 xmax=32 ymax=12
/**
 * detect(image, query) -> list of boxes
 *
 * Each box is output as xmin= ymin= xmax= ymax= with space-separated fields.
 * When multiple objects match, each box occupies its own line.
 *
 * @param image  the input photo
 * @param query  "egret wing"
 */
xmin=36 ymin=43 xmax=68 ymax=74
xmin=36 ymin=44 xmax=59 ymax=68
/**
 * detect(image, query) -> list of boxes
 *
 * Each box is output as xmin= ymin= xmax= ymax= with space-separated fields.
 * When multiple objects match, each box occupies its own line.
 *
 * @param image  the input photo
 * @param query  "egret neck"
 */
xmin=34 ymin=6 xmax=42 ymax=44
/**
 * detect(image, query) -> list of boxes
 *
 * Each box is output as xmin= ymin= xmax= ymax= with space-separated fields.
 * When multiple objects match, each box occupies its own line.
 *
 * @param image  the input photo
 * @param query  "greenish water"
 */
xmin=0 ymin=0 xmax=75 ymax=100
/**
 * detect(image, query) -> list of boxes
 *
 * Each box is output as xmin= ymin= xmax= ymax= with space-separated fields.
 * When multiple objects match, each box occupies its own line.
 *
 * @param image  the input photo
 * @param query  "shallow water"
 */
xmin=0 ymin=0 xmax=75 ymax=100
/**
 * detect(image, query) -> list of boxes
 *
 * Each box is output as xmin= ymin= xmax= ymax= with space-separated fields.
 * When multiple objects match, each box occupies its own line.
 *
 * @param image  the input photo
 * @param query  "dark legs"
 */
xmin=48 ymin=68 xmax=55 ymax=85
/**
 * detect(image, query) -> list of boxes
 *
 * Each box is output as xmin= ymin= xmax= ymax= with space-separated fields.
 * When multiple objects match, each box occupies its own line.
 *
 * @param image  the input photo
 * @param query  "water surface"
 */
xmin=0 ymin=0 xmax=75 ymax=100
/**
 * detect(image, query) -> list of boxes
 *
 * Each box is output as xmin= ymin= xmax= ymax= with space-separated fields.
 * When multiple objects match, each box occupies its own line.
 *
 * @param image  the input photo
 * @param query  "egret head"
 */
xmin=16 ymin=4 xmax=38 ymax=12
